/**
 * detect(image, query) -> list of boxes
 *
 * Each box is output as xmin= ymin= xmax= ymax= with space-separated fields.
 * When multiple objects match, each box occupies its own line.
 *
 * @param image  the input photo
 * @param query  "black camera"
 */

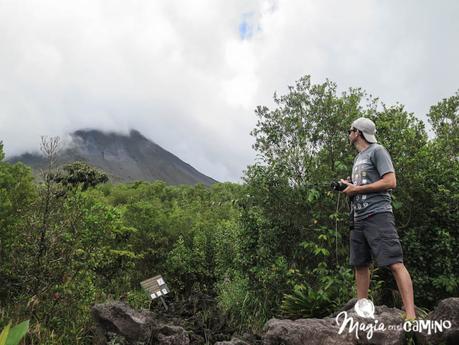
xmin=330 ymin=178 xmax=352 ymax=192
xmin=330 ymin=181 xmax=347 ymax=191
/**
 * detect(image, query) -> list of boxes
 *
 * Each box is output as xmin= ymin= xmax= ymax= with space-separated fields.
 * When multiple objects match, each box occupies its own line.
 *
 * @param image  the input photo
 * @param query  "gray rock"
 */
xmin=92 ymin=301 xmax=190 ymax=345
xmin=263 ymin=304 xmax=406 ymax=345
xmin=340 ymin=305 xmax=406 ymax=345
xmin=263 ymin=318 xmax=355 ymax=345
xmin=92 ymin=301 xmax=156 ymax=343
xmin=329 ymin=298 xmax=358 ymax=318
xmin=416 ymin=297 xmax=459 ymax=345
xmin=155 ymin=324 xmax=190 ymax=345
xmin=92 ymin=298 xmax=459 ymax=345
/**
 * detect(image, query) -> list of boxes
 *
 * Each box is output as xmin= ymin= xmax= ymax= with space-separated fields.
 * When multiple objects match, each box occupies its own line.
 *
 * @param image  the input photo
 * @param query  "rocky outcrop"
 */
xmin=92 ymin=301 xmax=156 ymax=343
xmin=263 ymin=318 xmax=355 ymax=345
xmin=416 ymin=297 xmax=459 ymax=345
xmin=263 ymin=304 xmax=405 ymax=345
xmin=154 ymin=324 xmax=190 ymax=345
xmin=91 ymin=298 xmax=459 ymax=345
xmin=263 ymin=297 xmax=459 ymax=345
xmin=92 ymin=301 xmax=189 ymax=345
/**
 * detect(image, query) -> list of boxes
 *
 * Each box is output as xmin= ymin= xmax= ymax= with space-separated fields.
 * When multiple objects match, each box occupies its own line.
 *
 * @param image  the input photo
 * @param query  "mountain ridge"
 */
xmin=8 ymin=129 xmax=218 ymax=186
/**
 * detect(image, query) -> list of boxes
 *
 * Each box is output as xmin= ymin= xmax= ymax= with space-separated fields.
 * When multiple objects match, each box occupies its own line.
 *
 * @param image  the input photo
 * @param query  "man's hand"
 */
xmin=340 ymin=179 xmax=359 ymax=197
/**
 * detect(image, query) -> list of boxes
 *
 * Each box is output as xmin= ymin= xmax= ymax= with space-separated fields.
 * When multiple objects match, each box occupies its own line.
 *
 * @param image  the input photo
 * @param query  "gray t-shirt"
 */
xmin=350 ymin=144 xmax=395 ymax=220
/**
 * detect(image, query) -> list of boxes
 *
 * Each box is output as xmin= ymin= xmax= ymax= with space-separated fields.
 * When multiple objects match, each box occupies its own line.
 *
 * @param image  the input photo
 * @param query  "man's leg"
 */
xmin=389 ymin=262 xmax=416 ymax=319
xmin=355 ymin=265 xmax=370 ymax=299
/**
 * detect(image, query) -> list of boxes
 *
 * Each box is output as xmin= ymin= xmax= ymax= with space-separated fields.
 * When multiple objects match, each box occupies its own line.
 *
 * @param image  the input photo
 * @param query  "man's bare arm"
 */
xmin=340 ymin=172 xmax=396 ymax=197
xmin=357 ymin=172 xmax=396 ymax=193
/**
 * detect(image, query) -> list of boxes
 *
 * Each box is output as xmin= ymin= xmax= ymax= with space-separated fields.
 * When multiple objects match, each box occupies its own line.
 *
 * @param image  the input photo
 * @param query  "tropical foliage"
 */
xmin=0 ymin=76 xmax=457 ymax=343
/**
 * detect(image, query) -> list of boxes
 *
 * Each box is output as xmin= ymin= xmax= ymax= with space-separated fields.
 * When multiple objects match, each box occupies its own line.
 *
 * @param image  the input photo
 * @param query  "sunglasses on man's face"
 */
xmin=348 ymin=128 xmax=357 ymax=134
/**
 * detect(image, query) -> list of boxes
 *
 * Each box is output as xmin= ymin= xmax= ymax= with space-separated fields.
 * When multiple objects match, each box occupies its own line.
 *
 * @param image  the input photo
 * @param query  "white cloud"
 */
xmin=0 ymin=0 xmax=458 ymax=181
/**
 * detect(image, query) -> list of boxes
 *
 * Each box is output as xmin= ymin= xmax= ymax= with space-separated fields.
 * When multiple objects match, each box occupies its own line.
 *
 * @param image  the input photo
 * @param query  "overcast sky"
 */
xmin=0 ymin=0 xmax=458 ymax=182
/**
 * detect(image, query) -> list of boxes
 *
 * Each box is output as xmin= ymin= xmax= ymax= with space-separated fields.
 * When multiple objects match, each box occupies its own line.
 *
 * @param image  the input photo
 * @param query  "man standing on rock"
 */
xmin=340 ymin=117 xmax=416 ymax=320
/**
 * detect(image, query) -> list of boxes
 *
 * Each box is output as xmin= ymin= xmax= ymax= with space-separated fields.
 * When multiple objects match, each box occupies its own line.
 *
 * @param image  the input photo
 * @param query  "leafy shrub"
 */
xmin=281 ymin=263 xmax=354 ymax=318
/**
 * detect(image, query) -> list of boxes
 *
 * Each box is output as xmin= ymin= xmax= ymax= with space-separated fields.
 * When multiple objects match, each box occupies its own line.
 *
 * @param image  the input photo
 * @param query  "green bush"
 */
xmin=281 ymin=263 xmax=354 ymax=318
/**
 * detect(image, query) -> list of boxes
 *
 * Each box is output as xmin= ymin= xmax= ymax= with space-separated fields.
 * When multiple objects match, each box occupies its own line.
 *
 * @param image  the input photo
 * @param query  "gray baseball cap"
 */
xmin=351 ymin=117 xmax=377 ymax=143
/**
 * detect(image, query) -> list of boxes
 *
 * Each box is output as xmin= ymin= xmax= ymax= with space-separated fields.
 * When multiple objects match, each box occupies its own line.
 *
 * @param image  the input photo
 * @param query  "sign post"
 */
xmin=140 ymin=275 xmax=170 ymax=311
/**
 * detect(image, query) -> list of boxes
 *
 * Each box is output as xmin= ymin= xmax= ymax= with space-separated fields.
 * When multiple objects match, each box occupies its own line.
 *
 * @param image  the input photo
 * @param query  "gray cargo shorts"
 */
xmin=349 ymin=212 xmax=403 ymax=267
